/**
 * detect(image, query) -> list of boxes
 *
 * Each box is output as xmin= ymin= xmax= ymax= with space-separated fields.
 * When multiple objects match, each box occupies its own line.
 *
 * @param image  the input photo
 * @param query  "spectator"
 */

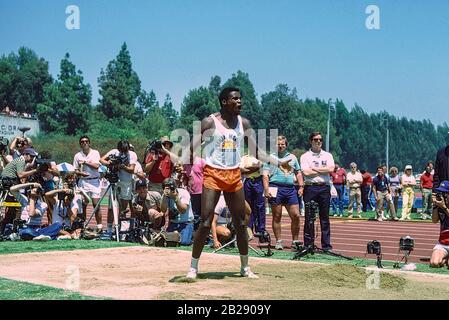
xmin=346 ymin=162 xmax=363 ymax=218
xmin=9 ymin=136 xmax=31 ymax=160
xmin=0 ymin=137 xmax=13 ymax=174
xmin=330 ymin=162 xmax=346 ymax=217
xmin=372 ymin=166 xmax=397 ymax=221
xmin=73 ymin=135 xmax=102 ymax=229
xmin=131 ymin=179 xmax=165 ymax=230
xmin=183 ymin=153 xmax=205 ymax=230
xmin=160 ymin=178 xmax=194 ymax=246
xmin=241 ymin=152 xmax=266 ymax=237
xmin=421 ymin=162 xmax=434 ymax=220
xmin=144 ymin=136 xmax=175 ymax=194
xmin=399 ymin=165 xmax=416 ymax=221
xmin=389 ymin=167 xmax=401 ymax=214
xmin=129 ymin=144 xmax=146 ymax=182
xmin=360 ymin=169 xmax=373 ymax=212
xmin=300 ymin=131 xmax=335 ymax=251
xmin=263 ymin=136 xmax=303 ymax=251
xmin=433 ymin=144 xmax=449 ymax=191
xmin=100 ymin=140 xmax=137 ymax=234
xmin=210 ymin=193 xmax=233 ymax=249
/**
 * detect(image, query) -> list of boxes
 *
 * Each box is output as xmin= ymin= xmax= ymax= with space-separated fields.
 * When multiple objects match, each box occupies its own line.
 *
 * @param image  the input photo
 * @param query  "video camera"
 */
xmin=254 ymin=230 xmax=271 ymax=244
xmin=163 ymin=180 xmax=177 ymax=193
xmin=399 ymin=236 xmax=414 ymax=251
xmin=367 ymin=240 xmax=381 ymax=255
xmin=105 ymin=153 xmax=128 ymax=183
xmin=305 ymin=200 xmax=319 ymax=221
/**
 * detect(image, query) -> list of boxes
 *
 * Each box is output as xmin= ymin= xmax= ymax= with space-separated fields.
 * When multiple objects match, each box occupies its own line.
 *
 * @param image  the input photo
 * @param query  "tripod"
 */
xmin=293 ymin=200 xmax=353 ymax=260
xmin=84 ymin=176 xmax=121 ymax=242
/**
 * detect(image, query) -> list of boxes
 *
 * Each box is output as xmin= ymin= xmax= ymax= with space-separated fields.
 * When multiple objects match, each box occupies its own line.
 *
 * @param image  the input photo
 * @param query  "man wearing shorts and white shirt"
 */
xmin=73 ymin=135 xmax=102 ymax=230
xmin=430 ymin=181 xmax=449 ymax=268
xmin=100 ymin=140 xmax=136 ymax=234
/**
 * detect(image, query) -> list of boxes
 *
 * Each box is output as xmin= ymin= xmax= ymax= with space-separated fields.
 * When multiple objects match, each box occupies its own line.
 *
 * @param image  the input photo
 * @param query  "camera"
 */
xmin=108 ymin=153 xmax=128 ymax=171
xmin=57 ymin=189 xmax=74 ymax=201
xmin=305 ymin=201 xmax=319 ymax=221
xmin=399 ymin=236 xmax=414 ymax=251
xmin=436 ymin=192 xmax=444 ymax=202
xmin=24 ymin=185 xmax=44 ymax=197
xmin=163 ymin=180 xmax=177 ymax=193
xmin=148 ymin=139 xmax=163 ymax=153
xmin=254 ymin=230 xmax=271 ymax=244
xmin=367 ymin=240 xmax=382 ymax=255
xmin=168 ymin=207 xmax=180 ymax=220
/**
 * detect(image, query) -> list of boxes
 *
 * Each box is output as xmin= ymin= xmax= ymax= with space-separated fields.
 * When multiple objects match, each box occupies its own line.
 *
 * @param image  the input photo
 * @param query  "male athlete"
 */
xmin=186 ymin=87 xmax=288 ymax=279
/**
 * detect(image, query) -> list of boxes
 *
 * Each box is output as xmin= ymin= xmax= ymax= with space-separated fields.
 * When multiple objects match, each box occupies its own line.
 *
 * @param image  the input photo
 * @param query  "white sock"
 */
xmin=191 ymin=257 xmax=199 ymax=270
xmin=107 ymin=223 xmax=113 ymax=233
xmin=240 ymin=255 xmax=249 ymax=270
xmin=97 ymin=224 xmax=103 ymax=230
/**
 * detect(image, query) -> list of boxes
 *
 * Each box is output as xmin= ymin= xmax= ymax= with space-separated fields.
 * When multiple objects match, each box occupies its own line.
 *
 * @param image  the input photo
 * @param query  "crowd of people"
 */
xmin=1 ymin=106 xmax=34 ymax=119
xmin=1 ymin=87 xmax=449 ymax=276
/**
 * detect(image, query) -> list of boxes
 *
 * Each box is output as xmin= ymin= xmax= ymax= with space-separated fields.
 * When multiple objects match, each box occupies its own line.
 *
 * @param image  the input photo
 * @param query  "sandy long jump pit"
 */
xmin=1 ymin=246 xmax=449 ymax=300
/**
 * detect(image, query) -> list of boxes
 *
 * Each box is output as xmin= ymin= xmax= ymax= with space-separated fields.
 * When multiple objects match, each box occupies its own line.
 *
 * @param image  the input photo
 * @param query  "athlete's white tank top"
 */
xmin=204 ymin=114 xmax=243 ymax=169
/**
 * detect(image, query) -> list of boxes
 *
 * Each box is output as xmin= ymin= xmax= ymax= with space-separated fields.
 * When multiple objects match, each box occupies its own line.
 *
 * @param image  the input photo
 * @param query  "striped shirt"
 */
xmin=1 ymin=156 xmax=26 ymax=179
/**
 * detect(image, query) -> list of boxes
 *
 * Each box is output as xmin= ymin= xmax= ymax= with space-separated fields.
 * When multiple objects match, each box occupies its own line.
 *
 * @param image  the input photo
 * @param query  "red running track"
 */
xmin=74 ymin=207 xmax=439 ymax=263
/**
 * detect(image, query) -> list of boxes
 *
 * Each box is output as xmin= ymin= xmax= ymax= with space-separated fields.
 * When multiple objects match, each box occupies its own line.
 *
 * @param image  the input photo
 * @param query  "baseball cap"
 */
xmin=436 ymin=181 xmax=449 ymax=193
xmin=23 ymin=147 xmax=37 ymax=156
xmin=135 ymin=179 xmax=147 ymax=188
xmin=405 ymin=165 xmax=412 ymax=170
xmin=160 ymin=136 xmax=173 ymax=147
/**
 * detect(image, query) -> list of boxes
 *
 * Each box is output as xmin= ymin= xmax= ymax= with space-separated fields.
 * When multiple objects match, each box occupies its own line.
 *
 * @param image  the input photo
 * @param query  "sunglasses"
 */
xmin=80 ymin=140 xmax=89 ymax=144
xmin=312 ymin=138 xmax=323 ymax=142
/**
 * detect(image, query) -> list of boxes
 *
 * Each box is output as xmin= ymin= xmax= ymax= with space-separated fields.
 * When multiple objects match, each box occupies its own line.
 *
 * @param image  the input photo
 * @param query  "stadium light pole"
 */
xmin=326 ymin=99 xmax=332 ymax=152
xmin=381 ymin=115 xmax=389 ymax=171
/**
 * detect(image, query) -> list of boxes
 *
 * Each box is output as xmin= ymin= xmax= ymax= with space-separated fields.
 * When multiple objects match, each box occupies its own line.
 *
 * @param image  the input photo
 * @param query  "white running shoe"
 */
xmin=33 ymin=235 xmax=51 ymax=241
xmin=240 ymin=267 xmax=259 ymax=279
xmin=186 ymin=267 xmax=197 ymax=279
xmin=57 ymin=235 xmax=72 ymax=240
xmin=275 ymin=240 xmax=284 ymax=250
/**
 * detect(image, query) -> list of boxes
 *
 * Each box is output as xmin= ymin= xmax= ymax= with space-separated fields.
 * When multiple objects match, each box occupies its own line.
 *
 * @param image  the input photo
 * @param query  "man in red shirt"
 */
xmin=144 ymin=136 xmax=175 ymax=194
xmin=361 ymin=169 xmax=373 ymax=212
xmin=421 ymin=162 xmax=434 ymax=220
xmin=330 ymin=162 xmax=346 ymax=217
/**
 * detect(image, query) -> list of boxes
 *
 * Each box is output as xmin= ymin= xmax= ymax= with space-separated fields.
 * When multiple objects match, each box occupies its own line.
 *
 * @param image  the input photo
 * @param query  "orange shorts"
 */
xmin=203 ymin=165 xmax=243 ymax=193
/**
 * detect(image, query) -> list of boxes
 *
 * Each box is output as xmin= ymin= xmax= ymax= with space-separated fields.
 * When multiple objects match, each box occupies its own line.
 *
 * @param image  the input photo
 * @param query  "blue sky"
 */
xmin=1 ymin=0 xmax=448 ymax=125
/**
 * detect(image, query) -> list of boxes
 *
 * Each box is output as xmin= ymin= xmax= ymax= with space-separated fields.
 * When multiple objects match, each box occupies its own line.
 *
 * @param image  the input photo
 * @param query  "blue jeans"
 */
xmin=19 ymin=222 xmax=63 ymax=240
xmin=167 ymin=222 xmax=194 ymax=246
xmin=331 ymin=184 xmax=345 ymax=214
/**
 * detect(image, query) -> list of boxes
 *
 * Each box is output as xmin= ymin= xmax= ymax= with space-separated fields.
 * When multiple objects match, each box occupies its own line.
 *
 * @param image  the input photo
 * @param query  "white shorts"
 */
xmin=433 ymin=243 xmax=449 ymax=254
xmin=117 ymin=180 xmax=133 ymax=201
xmin=78 ymin=178 xmax=101 ymax=199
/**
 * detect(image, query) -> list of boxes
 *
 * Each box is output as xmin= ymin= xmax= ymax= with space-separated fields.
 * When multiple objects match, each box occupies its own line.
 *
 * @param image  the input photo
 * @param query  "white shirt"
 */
xmin=104 ymin=149 xmax=137 ymax=183
xmin=13 ymin=192 xmax=47 ymax=226
xmin=347 ymin=171 xmax=363 ymax=188
xmin=168 ymin=188 xmax=194 ymax=223
xmin=52 ymin=194 xmax=81 ymax=226
xmin=214 ymin=194 xmax=232 ymax=226
xmin=73 ymin=149 xmax=101 ymax=179
xmin=300 ymin=149 xmax=335 ymax=184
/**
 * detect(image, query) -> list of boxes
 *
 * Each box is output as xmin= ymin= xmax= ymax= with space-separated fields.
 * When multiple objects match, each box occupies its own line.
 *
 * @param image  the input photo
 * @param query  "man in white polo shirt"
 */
xmin=73 ymin=135 xmax=102 ymax=230
xmin=300 ymin=131 xmax=335 ymax=251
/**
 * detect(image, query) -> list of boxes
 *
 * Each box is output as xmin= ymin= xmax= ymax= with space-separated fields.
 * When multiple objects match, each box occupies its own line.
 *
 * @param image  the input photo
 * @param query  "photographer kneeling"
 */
xmin=430 ymin=181 xmax=449 ymax=268
xmin=160 ymin=178 xmax=193 ymax=246
xmin=131 ymin=179 xmax=165 ymax=230
xmin=10 ymin=182 xmax=63 ymax=241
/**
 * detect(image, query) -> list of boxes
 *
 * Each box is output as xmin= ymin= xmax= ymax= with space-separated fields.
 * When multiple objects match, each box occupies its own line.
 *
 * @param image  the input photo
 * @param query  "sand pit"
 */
xmin=1 ymin=246 xmax=448 ymax=300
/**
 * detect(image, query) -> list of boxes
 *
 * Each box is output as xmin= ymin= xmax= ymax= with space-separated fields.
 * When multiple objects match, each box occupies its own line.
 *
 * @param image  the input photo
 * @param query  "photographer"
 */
xmin=430 ymin=181 xmax=449 ymax=268
xmin=211 ymin=193 xmax=252 ymax=249
xmin=300 ymin=131 xmax=334 ymax=251
xmin=9 ymin=182 xmax=64 ymax=240
xmin=100 ymin=140 xmax=136 ymax=234
xmin=9 ymin=136 xmax=32 ymax=160
xmin=160 ymin=178 xmax=193 ymax=246
xmin=131 ymin=179 xmax=165 ymax=230
xmin=144 ymin=136 xmax=175 ymax=194
xmin=0 ymin=137 xmax=12 ymax=173
xmin=1 ymin=147 xmax=41 ymax=183
xmin=45 ymin=174 xmax=90 ymax=239
xmin=73 ymin=135 xmax=102 ymax=229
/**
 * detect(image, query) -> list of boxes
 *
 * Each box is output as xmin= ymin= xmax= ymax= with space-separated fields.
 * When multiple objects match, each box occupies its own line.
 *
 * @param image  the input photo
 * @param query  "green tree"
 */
xmin=0 ymin=47 xmax=52 ymax=114
xmin=97 ymin=42 xmax=141 ymax=121
xmin=136 ymin=89 xmax=159 ymax=120
xmin=140 ymin=108 xmax=170 ymax=140
xmin=36 ymin=53 xmax=91 ymax=135
xmin=161 ymin=94 xmax=179 ymax=131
